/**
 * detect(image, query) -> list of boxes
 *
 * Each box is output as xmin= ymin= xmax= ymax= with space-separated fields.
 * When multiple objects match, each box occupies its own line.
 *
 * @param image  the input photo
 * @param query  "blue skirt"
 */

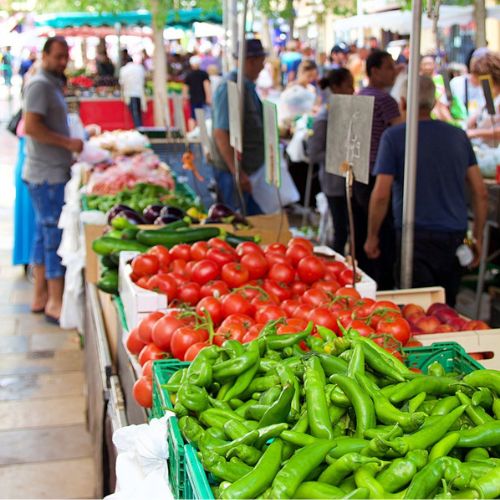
xmin=12 ymin=137 xmax=35 ymax=266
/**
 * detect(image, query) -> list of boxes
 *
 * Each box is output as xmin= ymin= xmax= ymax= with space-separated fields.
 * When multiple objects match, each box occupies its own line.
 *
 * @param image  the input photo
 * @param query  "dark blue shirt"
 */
xmin=373 ymin=119 xmax=477 ymax=233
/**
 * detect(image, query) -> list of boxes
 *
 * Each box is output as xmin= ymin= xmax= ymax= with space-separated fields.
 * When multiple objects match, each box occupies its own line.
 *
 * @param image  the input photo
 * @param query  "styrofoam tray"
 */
xmin=118 ymin=251 xmax=168 ymax=329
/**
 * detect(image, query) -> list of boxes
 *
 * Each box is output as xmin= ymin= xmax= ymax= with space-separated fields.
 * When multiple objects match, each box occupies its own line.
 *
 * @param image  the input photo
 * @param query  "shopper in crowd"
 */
xmin=281 ymin=39 xmax=303 ymax=84
xmin=184 ymin=55 xmax=211 ymax=131
xmin=330 ymin=43 xmax=349 ymax=69
xmin=212 ymin=39 xmax=267 ymax=214
xmin=2 ymin=46 xmax=13 ymax=86
xmin=142 ymin=49 xmax=153 ymax=73
xmin=19 ymin=49 xmax=36 ymax=79
xmin=308 ymin=68 xmax=354 ymax=255
xmin=119 ymin=54 xmax=146 ymax=128
xmin=355 ymin=50 xmax=402 ymax=290
xmin=365 ymin=75 xmax=488 ymax=307
xmin=287 ymin=60 xmax=320 ymax=106
xmin=23 ymin=36 xmax=83 ymax=323
xmin=96 ymin=49 xmax=115 ymax=78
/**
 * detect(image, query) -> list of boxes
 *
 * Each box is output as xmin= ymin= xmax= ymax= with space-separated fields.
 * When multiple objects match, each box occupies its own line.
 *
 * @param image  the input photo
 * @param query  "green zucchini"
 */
xmin=225 ymin=232 xmax=261 ymax=247
xmin=92 ymin=237 xmax=149 ymax=256
xmin=121 ymin=227 xmax=140 ymax=240
xmin=136 ymin=227 xmax=221 ymax=247
xmin=97 ymin=269 xmax=118 ymax=294
xmin=100 ymin=255 xmax=118 ymax=270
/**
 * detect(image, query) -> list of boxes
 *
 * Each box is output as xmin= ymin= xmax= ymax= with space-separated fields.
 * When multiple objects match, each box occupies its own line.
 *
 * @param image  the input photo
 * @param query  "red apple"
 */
xmin=427 ymin=303 xmax=450 ymax=316
xmin=435 ymin=308 xmax=459 ymax=324
xmin=402 ymin=303 xmax=425 ymax=320
xmin=447 ymin=317 xmax=467 ymax=331
xmin=435 ymin=324 xmax=455 ymax=333
xmin=415 ymin=315 xmax=442 ymax=334
xmin=462 ymin=320 xmax=490 ymax=331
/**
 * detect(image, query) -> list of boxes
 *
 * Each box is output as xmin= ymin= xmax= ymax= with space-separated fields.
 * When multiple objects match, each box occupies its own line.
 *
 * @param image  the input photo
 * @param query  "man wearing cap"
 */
xmin=211 ymin=39 xmax=267 ymax=214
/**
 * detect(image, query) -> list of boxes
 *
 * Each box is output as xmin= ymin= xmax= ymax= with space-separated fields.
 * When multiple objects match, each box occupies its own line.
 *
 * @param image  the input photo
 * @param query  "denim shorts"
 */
xmin=26 ymin=181 xmax=66 ymax=280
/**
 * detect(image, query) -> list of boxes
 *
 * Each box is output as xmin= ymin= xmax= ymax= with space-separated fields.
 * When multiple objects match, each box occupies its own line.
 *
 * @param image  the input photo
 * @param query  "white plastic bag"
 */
xmin=105 ymin=416 xmax=174 ymax=500
xmin=286 ymin=115 xmax=310 ymax=163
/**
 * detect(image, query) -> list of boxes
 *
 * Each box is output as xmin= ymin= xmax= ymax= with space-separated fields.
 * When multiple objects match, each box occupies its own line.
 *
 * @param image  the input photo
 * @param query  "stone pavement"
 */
xmin=0 ymin=85 xmax=96 ymax=498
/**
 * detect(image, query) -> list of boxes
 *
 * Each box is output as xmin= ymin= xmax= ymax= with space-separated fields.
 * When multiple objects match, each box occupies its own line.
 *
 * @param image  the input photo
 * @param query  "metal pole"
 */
xmin=400 ymin=0 xmax=422 ymax=289
xmin=222 ymin=0 xmax=229 ymax=73
xmin=231 ymin=0 xmax=239 ymax=72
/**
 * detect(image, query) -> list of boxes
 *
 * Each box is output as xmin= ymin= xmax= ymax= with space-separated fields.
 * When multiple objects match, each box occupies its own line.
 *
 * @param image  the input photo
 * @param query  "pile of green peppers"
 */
xmin=166 ymin=321 xmax=500 ymax=499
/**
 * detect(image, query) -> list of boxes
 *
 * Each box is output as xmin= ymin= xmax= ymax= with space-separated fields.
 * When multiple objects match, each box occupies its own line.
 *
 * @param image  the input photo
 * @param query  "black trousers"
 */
xmin=395 ymin=230 xmax=466 ymax=307
xmin=327 ymin=195 xmax=349 ymax=256
xmin=128 ymin=97 xmax=143 ymax=128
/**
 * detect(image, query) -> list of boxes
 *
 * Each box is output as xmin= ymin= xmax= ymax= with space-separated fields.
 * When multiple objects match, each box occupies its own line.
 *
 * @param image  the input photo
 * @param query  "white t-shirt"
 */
xmin=119 ymin=62 xmax=145 ymax=98
xmin=450 ymin=74 xmax=485 ymax=116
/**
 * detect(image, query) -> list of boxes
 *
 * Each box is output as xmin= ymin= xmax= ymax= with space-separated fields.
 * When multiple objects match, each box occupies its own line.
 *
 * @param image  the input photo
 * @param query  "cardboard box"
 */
xmin=376 ymin=287 xmax=446 ymax=309
xmin=97 ymin=290 xmax=119 ymax=367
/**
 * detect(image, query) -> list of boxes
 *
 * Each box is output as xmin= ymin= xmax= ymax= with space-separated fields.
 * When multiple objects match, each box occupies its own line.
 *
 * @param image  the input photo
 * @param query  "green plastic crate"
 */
xmin=152 ymin=359 xmax=190 ymax=499
xmin=403 ymin=341 xmax=484 ymax=374
xmin=184 ymin=444 xmax=215 ymax=500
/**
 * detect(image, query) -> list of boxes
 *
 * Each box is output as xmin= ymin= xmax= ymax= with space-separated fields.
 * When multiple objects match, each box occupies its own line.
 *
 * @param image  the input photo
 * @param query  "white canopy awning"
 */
xmin=333 ymin=5 xmax=500 ymax=34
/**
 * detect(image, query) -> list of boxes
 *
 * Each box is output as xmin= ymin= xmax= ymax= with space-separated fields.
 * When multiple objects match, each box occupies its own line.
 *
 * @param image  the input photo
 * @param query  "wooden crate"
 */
xmin=376 ymin=286 xmax=446 ymax=309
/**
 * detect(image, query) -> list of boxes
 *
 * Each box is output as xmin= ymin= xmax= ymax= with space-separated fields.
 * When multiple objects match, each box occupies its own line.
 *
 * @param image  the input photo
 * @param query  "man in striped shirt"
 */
xmin=353 ymin=50 xmax=402 ymax=290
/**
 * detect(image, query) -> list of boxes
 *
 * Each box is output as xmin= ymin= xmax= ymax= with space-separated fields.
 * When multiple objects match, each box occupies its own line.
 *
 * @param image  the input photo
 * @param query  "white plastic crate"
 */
xmin=118 ymin=251 xmax=169 ymax=330
xmin=314 ymin=246 xmax=377 ymax=299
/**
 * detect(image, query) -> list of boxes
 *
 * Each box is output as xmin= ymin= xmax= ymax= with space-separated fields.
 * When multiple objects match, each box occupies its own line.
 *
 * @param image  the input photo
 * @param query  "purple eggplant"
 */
xmin=154 ymin=214 xmax=182 ymax=225
xmin=160 ymin=205 xmax=186 ymax=219
xmin=111 ymin=209 xmax=146 ymax=226
xmin=207 ymin=203 xmax=249 ymax=225
xmin=106 ymin=204 xmax=134 ymax=224
xmin=143 ymin=204 xmax=164 ymax=224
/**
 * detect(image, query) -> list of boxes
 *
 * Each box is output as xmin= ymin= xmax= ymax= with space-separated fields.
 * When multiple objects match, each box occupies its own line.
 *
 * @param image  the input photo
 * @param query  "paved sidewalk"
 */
xmin=0 ymin=87 xmax=95 ymax=498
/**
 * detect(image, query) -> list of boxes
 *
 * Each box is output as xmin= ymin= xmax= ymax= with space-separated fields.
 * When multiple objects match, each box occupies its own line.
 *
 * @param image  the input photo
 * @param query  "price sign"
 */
xmin=325 ymin=94 xmax=374 ymax=185
xmin=263 ymin=100 xmax=281 ymax=188
xmin=227 ymin=81 xmax=242 ymax=152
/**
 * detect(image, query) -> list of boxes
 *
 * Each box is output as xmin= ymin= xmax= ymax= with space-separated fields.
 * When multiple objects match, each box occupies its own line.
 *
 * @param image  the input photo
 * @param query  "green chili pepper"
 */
xmin=382 ymin=405 xmax=467 ymax=456
xmin=226 ymin=444 xmax=262 ymax=466
xmin=463 ymin=370 xmax=500 ymax=395
xmin=465 ymin=448 xmax=489 ymax=462
xmin=429 ymin=432 xmax=461 ymax=461
xmin=259 ymin=385 xmax=282 ymax=405
xmin=199 ymin=407 xmax=246 ymax=428
xmin=206 ymin=427 xmax=227 ymax=441
xmin=329 ymin=405 xmax=347 ymax=427
xmin=259 ymin=358 xmax=279 ymax=372
xmin=165 ymin=368 xmax=187 ymax=393
xmin=223 ymin=358 xmax=260 ymax=401
xmin=201 ymin=448 xmax=252 ymax=483
xmin=255 ymin=422 xmax=288 ymax=448
xmin=177 ymin=383 xmax=209 ymax=412
xmin=428 ymin=360 xmax=446 ymax=377
xmin=331 ymin=374 xmax=376 ymax=439
xmin=376 ymin=449 xmax=428 ymax=493
xmin=493 ymin=397 xmax=500 ymax=419
xmin=213 ymin=341 xmax=260 ymax=381
xmin=319 ymin=452 xmax=382 ymax=486
xmin=239 ymin=375 xmax=281 ymax=398
xmin=456 ymin=421 xmax=500 ymax=447
xmin=277 ymin=365 xmax=301 ymax=416
xmin=364 ymin=424 xmax=403 ymax=440
xmin=293 ymin=409 xmax=309 ymax=433
xmin=258 ymin=384 xmax=294 ymax=428
xmin=266 ymin=323 xmax=313 ymax=350
xmin=223 ymin=419 xmax=252 ymax=440
xmin=317 ymin=353 xmax=349 ymax=376
xmin=294 ymin=482 xmax=369 ymax=499
xmin=217 ymin=381 xmax=232 ymax=400
xmin=207 ymin=429 xmax=259 ymax=455
xmin=403 ymin=457 xmax=451 ymax=500
xmin=234 ymin=399 xmax=256 ymax=417
xmin=219 ymin=439 xmax=283 ymax=499
xmin=269 ymin=439 xmax=337 ymax=499
xmin=178 ymin=416 xmax=205 ymax=445
xmin=469 ymin=464 xmax=500 ymax=498
xmin=472 ymin=388 xmax=494 ymax=409
xmin=353 ymin=462 xmax=393 ymax=499
xmin=431 ymin=395 xmax=461 ymax=416
xmin=408 ymin=391 xmax=427 ymax=413
xmin=461 ymin=461 xmax=497 ymax=479
xmin=173 ymin=401 xmax=188 ymax=417
xmin=348 ymin=343 xmax=365 ymax=378
xmin=356 ymin=373 xmax=426 ymax=432
xmin=457 ymin=391 xmax=495 ymax=426
xmin=245 ymin=404 xmax=268 ymax=421
xmin=390 ymin=376 xmax=461 ymax=404
xmin=222 ymin=339 xmax=245 ymax=357
xmin=208 ymin=396 xmax=232 ymax=411
xmin=305 ymin=358 xmax=334 ymax=439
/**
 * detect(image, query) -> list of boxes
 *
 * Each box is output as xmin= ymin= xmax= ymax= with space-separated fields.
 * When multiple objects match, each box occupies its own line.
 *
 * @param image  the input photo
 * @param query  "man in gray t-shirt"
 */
xmin=23 ymin=36 xmax=83 ymax=324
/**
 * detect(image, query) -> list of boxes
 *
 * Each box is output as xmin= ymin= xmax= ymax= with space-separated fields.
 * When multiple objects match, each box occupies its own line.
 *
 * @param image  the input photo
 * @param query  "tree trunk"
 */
xmin=151 ymin=0 xmax=168 ymax=127
xmin=287 ymin=0 xmax=295 ymax=37
xmin=260 ymin=12 xmax=272 ymax=52
xmin=474 ymin=0 xmax=487 ymax=48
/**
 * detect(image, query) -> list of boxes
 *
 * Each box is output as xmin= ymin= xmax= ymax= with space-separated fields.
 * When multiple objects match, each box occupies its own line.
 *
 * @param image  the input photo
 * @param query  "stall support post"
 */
xmin=400 ymin=1 xmax=422 ymax=289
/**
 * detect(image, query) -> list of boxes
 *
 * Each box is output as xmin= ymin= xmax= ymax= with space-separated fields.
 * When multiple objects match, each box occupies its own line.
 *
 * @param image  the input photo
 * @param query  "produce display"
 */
xmin=86 ymin=151 xmax=174 ymax=195
xmin=150 ymin=327 xmax=500 ymax=499
xmin=89 ymin=129 xmax=150 ymax=155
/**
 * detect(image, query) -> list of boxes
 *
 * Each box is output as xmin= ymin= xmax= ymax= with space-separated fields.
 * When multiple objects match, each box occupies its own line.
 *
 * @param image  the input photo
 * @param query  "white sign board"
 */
xmin=227 ymin=81 xmax=243 ymax=153
xmin=172 ymin=93 xmax=186 ymax=136
xmin=195 ymin=108 xmax=212 ymax=159
xmin=263 ymin=100 xmax=281 ymax=188
xmin=325 ymin=94 xmax=374 ymax=185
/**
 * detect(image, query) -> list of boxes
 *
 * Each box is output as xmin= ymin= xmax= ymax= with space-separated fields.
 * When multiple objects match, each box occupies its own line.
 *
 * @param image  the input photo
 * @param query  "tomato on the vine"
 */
xmin=184 ymin=342 xmax=210 ymax=361
xmin=290 ymin=281 xmax=309 ymax=297
xmin=147 ymin=246 xmax=170 ymax=271
xmin=133 ymin=376 xmax=153 ymax=408
xmin=138 ymin=343 xmax=168 ymax=366
xmin=221 ymin=262 xmax=250 ymax=288
xmin=267 ymin=242 xmax=287 ymax=254
xmin=308 ymin=307 xmax=338 ymax=331
xmin=207 ymin=247 xmax=238 ymax=266
xmin=214 ymin=321 xmax=246 ymax=345
xmin=302 ymin=288 xmax=329 ymax=308
xmin=265 ymin=251 xmax=290 ymax=267
xmin=221 ymin=313 xmax=255 ymax=330
xmin=236 ymin=241 xmax=264 ymax=257
xmin=199 ymin=280 xmax=230 ymax=298
xmin=147 ymin=274 xmax=178 ymax=301
xmin=177 ymin=281 xmax=201 ymax=306
xmin=294 ymin=304 xmax=313 ymax=320
xmin=242 ymin=323 xmax=264 ymax=343
xmin=170 ymin=327 xmax=208 ymax=360
xmin=376 ymin=317 xmax=411 ymax=346
xmin=334 ymin=287 xmax=361 ymax=308
xmin=263 ymin=279 xmax=292 ymax=302
xmin=268 ymin=263 xmax=295 ymax=284
xmin=152 ymin=315 xmax=185 ymax=352
xmin=191 ymin=259 xmax=220 ymax=285
xmin=282 ymin=299 xmax=301 ymax=317
xmin=132 ymin=254 xmax=159 ymax=278
xmin=126 ymin=327 xmax=146 ymax=355
xmin=312 ymin=280 xmax=341 ymax=295
xmin=348 ymin=319 xmax=375 ymax=337
xmin=170 ymin=244 xmax=192 ymax=261
xmin=240 ymin=252 xmax=268 ymax=279
xmin=190 ymin=241 xmax=209 ymax=261
xmin=138 ymin=311 xmax=164 ymax=343
xmin=221 ymin=293 xmax=255 ymax=318
xmin=169 ymin=258 xmax=189 ymax=277
xmin=325 ymin=261 xmax=347 ymax=276
xmin=286 ymin=244 xmax=312 ymax=267
xmin=196 ymin=296 xmax=223 ymax=325
xmin=208 ymin=238 xmax=237 ymax=254
xmin=297 ymin=255 xmax=326 ymax=284
xmin=255 ymin=305 xmax=285 ymax=324
xmin=288 ymin=237 xmax=314 ymax=251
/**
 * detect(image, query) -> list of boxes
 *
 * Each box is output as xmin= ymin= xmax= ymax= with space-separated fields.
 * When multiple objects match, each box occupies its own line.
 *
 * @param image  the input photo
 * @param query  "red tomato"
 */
xmin=207 ymin=247 xmax=238 ymax=266
xmin=352 ymin=298 xmax=376 ymax=320
xmin=147 ymin=246 xmax=171 ymax=271
xmin=170 ymin=327 xmax=208 ymax=360
xmin=288 ymin=237 xmax=314 ymax=251
xmin=138 ymin=342 xmax=168 ymax=366
xmin=126 ymin=327 xmax=146 ymax=355
xmin=294 ymin=304 xmax=313 ymax=320
xmin=286 ymin=317 xmax=309 ymax=330
xmin=152 ymin=315 xmax=185 ymax=352
xmin=196 ymin=296 xmax=223 ymax=325
xmin=191 ymin=259 xmax=220 ymax=285
xmin=339 ymin=269 xmax=359 ymax=286
xmin=286 ymin=244 xmax=312 ymax=267
xmin=133 ymin=376 xmax=153 ymax=408
xmin=138 ymin=311 xmax=165 ymax=343
xmin=267 ymin=242 xmax=287 ymax=254
xmin=142 ymin=360 xmax=154 ymax=379
xmin=200 ymin=280 xmax=230 ymax=298
xmin=312 ymin=280 xmax=341 ymax=295
xmin=302 ymin=288 xmax=329 ymax=308
xmin=221 ymin=293 xmax=255 ymax=318
xmin=208 ymin=238 xmax=237 ymax=254
xmin=334 ymin=287 xmax=361 ymax=308
xmin=214 ymin=321 xmax=246 ymax=345
xmin=337 ymin=309 xmax=354 ymax=330
xmin=377 ymin=317 xmax=411 ymax=346
xmin=221 ymin=314 xmax=255 ymax=330
xmin=147 ymin=274 xmax=178 ymax=301
xmin=308 ymin=307 xmax=338 ymax=330
xmin=236 ymin=241 xmax=264 ymax=257
xmin=290 ymin=281 xmax=309 ymax=297
xmin=169 ymin=258 xmax=189 ymax=277
xmin=277 ymin=324 xmax=301 ymax=335
xmin=222 ymin=262 xmax=250 ymax=288
xmin=282 ymin=299 xmax=301 ymax=317
xmin=405 ymin=338 xmax=423 ymax=347
xmin=170 ymin=244 xmax=192 ymax=261
xmin=131 ymin=254 xmax=159 ymax=278
xmin=348 ymin=319 xmax=375 ymax=337
xmin=268 ymin=263 xmax=295 ymax=284
xmin=185 ymin=260 xmax=197 ymax=279
xmin=297 ymin=255 xmax=326 ymax=284
xmin=242 ymin=323 xmax=264 ymax=343
xmin=177 ymin=281 xmax=201 ymax=306
xmin=190 ymin=241 xmax=209 ymax=261
xmin=325 ymin=261 xmax=348 ymax=276
xmin=241 ymin=252 xmax=269 ymax=280
xmin=265 ymin=251 xmax=290 ymax=267
xmin=255 ymin=305 xmax=285 ymax=324
xmin=263 ymin=279 xmax=292 ymax=302
xmin=251 ymin=293 xmax=278 ymax=310
xmin=184 ymin=342 xmax=210 ymax=361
